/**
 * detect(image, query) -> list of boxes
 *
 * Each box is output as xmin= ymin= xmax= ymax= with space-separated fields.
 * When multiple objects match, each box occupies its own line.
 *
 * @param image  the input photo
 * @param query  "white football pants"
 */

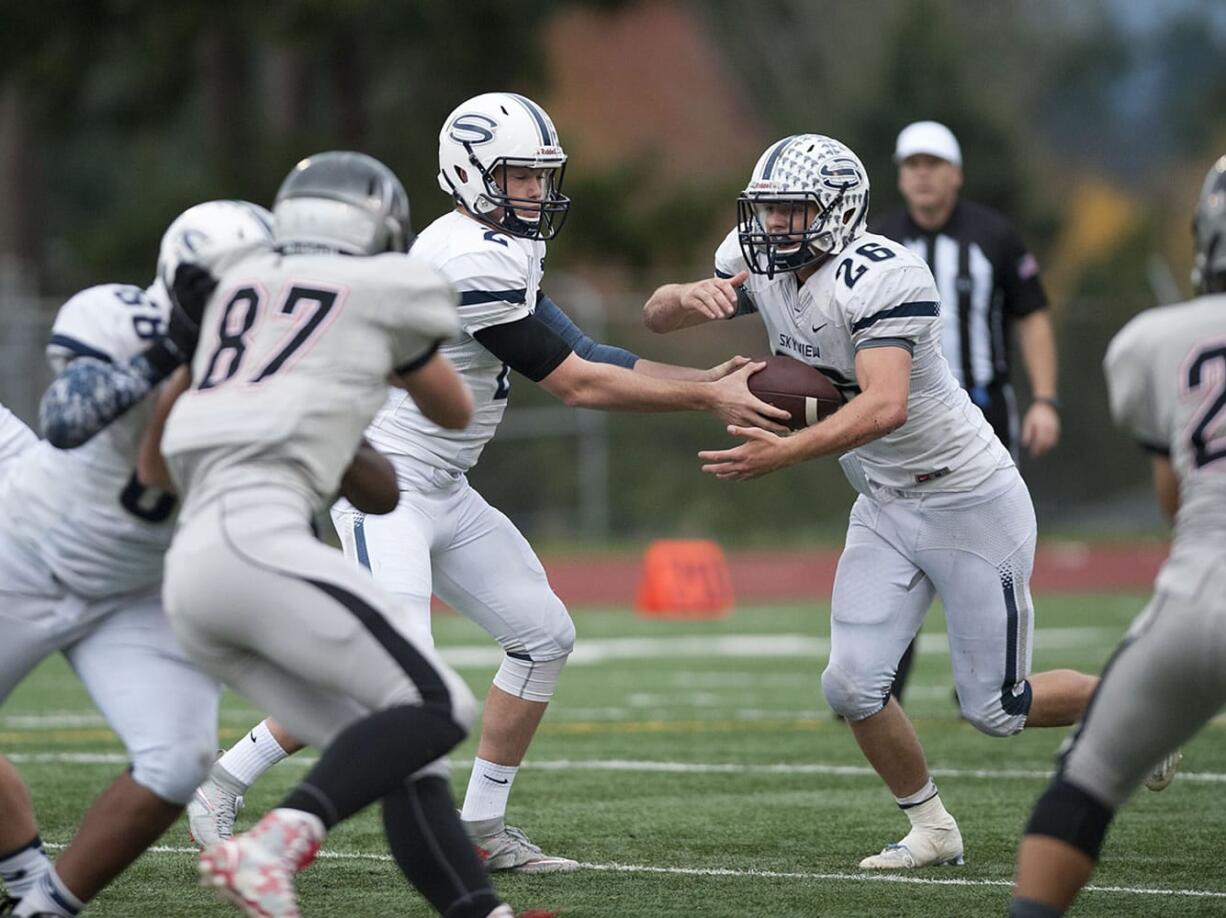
xmin=822 ymin=464 xmax=1036 ymax=735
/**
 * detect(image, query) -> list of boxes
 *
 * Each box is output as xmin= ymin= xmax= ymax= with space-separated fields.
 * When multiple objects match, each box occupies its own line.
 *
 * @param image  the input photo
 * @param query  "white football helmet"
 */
xmin=437 ymin=92 xmax=570 ymax=240
xmin=1192 ymin=154 xmax=1226 ymax=295
xmin=274 ymin=151 xmax=412 ymax=256
xmin=156 ymin=200 xmax=274 ymax=294
xmin=737 ymin=134 xmax=870 ymax=278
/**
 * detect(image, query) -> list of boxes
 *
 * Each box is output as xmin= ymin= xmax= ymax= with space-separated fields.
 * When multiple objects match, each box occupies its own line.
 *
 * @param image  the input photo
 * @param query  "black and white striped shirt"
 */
xmin=872 ymin=200 xmax=1047 ymax=394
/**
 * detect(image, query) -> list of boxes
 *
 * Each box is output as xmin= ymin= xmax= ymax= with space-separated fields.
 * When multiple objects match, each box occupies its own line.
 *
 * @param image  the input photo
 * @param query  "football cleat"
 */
xmin=858 ymin=821 xmax=965 ymax=869
xmin=198 ymin=809 xmax=322 ymax=918
xmin=465 ymin=818 xmax=579 ymax=873
xmin=187 ymin=767 xmax=245 ymax=849
xmin=1144 ymin=748 xmax=1183 ymax=792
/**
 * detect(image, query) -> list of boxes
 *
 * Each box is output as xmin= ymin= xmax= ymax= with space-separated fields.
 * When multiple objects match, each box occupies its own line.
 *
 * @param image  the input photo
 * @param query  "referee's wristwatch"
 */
xmin=1033 ymin=396 xmax=1061 ymax=413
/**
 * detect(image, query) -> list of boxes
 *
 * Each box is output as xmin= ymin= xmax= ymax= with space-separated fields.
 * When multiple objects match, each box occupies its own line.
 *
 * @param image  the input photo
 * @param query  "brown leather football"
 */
xmin=747 ymin=355 xmax=844 ymax=430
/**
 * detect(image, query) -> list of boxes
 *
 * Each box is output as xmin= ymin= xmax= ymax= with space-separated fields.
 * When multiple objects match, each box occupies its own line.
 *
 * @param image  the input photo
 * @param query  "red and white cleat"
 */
xmin=198 ymin=808 xmax=323 ymax=917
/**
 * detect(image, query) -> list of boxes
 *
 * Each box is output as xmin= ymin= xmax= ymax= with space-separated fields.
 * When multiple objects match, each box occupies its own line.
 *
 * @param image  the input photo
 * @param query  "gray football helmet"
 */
xmin=1193 ymin=154 xmax=1226 ymax=294
xmin=274 ymin=151 xmax=412 ymax=255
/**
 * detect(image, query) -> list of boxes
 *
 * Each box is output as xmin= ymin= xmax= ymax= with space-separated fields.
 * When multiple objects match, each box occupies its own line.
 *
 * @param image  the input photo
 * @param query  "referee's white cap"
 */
xmin=894 ymin=121 xmax=962 ymax=167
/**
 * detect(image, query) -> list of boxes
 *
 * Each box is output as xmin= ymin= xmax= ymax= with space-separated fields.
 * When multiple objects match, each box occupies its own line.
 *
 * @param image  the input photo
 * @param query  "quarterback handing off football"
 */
xmin=747 ymin=355 xmax=843 ymax=430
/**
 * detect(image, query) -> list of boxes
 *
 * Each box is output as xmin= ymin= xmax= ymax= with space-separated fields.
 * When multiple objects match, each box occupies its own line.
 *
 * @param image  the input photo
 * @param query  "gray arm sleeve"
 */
xmin=39 ymin=348 xmax=174 ymax=449
xmin=535 ymin=293 xmax=639 ymax=369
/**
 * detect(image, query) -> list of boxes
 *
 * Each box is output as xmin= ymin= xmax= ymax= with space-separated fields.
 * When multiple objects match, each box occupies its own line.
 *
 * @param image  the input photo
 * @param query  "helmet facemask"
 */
xmin=445 ymin=144 xmax=570 ymax=241
xmin=737 ymin=189 xmax=846 ymax=280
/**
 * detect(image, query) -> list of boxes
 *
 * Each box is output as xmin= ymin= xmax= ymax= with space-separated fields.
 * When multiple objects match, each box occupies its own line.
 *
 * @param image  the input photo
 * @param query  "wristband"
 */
xmin=1033 ymin=396 xmax=1061 ymax=412
xmin=141 ymin=339 xmax=188 ymax=381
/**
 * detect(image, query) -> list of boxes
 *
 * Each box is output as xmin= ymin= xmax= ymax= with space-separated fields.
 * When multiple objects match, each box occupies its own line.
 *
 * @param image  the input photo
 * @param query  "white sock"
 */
xmin=0 ymin=835 xmax=50 ymax=900
xmin=217 ymin=720 xmax=290 ymax=789
xmin=902 ymin=792 xmax=954 ymax=831
xmin=895 ymin=777 xmax=939 ymax=810
xmin=12 ymin=866 xmax=82 ymax=917
xmin=460 ymin=758 xmax=519 ymax=823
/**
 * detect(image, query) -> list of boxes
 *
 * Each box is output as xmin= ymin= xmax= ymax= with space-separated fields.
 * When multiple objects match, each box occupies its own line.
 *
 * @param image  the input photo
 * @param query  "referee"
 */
xmin=873 ymin=121 xmax=1060 ymax=707
xmin=874 ymin=121 xmax=1060 ymax=460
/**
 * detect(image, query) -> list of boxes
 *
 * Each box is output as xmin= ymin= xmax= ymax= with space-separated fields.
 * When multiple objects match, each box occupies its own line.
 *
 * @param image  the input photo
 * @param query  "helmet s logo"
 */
xmin=448 ymin=113 xmax=498 ymax=146
xmin=178 ymin=229 xmax=207 ymax=256
xmin=819 ymin=158 xmax=862 ymax=190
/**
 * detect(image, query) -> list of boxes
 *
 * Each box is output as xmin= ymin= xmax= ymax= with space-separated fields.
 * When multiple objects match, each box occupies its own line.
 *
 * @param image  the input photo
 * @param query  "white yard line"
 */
xmin=11 ymin=751 xmax=1226 ymax=784
xmin=39 ymin=843 xmax=1226 ymax=900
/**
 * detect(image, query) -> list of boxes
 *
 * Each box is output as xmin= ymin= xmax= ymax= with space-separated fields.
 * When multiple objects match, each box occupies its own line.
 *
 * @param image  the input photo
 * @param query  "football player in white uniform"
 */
xmin=0 ymin=202 xmax=274 ymax=918
xmin=0 ymin=406 xmax=38 ymax=914
xmin=191 ymin=91 xmax=790 ymax=872
xmin=644 ymin=134 xmax=1100 ymax=869
xmin=152 ymin=152 xmax=522 ymax=918
xmin=1007 ymin=157 xmax=1226 ymax=918
xmin=0 ymin=405 xmax=35 ymax=471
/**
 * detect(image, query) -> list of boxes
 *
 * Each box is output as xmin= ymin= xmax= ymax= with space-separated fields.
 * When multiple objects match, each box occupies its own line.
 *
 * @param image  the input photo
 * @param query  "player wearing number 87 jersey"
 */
xmin=0 ymin=201 xmax=272 ymax=918
xmin=645 ymin=134 xmax=1100 ymax=872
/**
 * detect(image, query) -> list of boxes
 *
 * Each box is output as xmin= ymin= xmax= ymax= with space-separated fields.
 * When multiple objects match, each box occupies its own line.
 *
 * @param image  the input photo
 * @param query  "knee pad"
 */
xmin=492 ymin=653 xmax=569 ymax=703
xmin=131 ymin=739 xmax=216 ymax=806
xmin=961 ymin=684 xmax=1031 ymax=737
xmin=821 ymin=663 xmax=889 ymax=722
xmin=1024 ymin=778 xmax=1114 ymax=861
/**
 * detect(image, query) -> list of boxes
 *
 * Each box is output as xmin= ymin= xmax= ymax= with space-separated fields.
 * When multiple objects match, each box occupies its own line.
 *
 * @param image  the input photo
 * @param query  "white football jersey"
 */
xmin=0 ymin=403 xmax=35 ymax=477
xmin=364 ymin=211 xmax=546 ymax=482
xmin=1104 ymin=294 xmax=1226 ymax=591
xmin=0 ymin=283 xmax=175 ymax=597
xmin=163 ymin=245 xmax=460 ymax=516
xmin=716 ymin=229 xmax=1010 ymax=490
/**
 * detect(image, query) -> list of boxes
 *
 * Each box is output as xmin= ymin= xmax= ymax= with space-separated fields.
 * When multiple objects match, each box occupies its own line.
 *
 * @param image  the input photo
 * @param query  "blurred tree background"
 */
xmin=1 ymin=0 xmax=1224 ymax=543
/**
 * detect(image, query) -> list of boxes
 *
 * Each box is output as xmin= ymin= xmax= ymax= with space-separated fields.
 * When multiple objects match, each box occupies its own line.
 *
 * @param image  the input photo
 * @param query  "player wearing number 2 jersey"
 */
xmin=645 ymin=134 xmax=1101 ymax=872
xmin=193 ymin=93 xmax=789 ymax=873
xmin=1008 ymin=156 xmax=1226 ymax=918
xmin=0 ymin=201 xmax=273 ymax=918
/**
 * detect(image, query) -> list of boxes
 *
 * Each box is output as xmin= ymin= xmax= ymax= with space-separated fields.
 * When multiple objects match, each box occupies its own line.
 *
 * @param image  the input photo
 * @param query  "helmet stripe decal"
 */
xmin=508 ymin=93 xmax=554 ymax=146
xmin=761 ymin=135 xmax=800 ymax=180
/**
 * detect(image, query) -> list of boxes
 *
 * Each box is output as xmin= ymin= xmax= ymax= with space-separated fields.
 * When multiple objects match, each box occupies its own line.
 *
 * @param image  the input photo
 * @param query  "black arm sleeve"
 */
xmin=473 ymin=314 xmax=574 ymax=382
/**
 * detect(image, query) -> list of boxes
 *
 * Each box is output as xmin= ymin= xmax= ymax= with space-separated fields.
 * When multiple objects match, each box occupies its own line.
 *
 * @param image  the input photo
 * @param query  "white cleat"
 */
xmin=198 ymin=810 xmax=322 ymax=918
xmin=1144 ymin=748 xmax=1183 ymax=792
xmin=187 ymin=769 xmax=245 ymax=849
xmin=859 ymin=822 xmax=965 ymax=869
xmin=465 ymin=818 xmax=579 ymax=874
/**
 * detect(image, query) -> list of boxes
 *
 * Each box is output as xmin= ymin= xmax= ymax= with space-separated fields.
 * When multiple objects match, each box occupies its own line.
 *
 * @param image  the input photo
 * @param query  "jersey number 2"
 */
xmin=198 ymin=285 xmax=341 ymax=390
xmin=1187 ymin=344 xmax=1226 ymax=468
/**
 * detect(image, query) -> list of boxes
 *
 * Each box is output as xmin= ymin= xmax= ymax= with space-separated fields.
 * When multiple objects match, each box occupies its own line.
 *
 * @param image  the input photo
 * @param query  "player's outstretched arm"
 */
xmin=339 ymin=439 xmax=399 ymax=515
xmin=643 ymin=271 xmax=749 ymax=333
xmin=391 ymin=351 xmax=473 ymax=431
xmin=537 ymin=292 xmax=742 ymax=381
xmin=539 ymin=353 xmax=791 ymax=433
xmin=136 ymin=366 xmax=191 ymax=491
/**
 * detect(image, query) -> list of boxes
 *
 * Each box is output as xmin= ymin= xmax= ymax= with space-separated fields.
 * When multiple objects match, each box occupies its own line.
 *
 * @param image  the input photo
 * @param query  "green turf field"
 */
xmin=5 ymin=593 xmax=1223 ymax=917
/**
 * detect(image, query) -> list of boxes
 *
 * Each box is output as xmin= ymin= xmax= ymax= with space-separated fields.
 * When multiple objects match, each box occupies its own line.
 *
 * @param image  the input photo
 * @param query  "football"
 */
xmin=747 ymin=355 xmax=844 ymax=430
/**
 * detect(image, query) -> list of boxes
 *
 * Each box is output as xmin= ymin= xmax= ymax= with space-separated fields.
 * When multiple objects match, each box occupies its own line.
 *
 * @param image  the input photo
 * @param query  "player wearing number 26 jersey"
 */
xmin=645 ymin=133 xmax=1099 ymax=874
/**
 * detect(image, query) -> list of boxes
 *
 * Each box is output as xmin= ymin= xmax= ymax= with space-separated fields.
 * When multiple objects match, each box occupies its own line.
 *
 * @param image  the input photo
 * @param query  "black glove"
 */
xmin=166 ymin=262 xmax=219 ymax=361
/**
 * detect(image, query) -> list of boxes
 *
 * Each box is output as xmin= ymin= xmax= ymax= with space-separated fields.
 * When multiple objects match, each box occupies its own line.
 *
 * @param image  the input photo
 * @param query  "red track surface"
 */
xmin=533 ymin=542 xmax=1168 ymax=608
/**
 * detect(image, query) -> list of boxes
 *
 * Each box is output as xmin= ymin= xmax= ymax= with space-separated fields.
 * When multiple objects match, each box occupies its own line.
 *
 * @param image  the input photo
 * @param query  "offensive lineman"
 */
xmin=191 ymin=91 xmax=790 ymax=871
xmin=153 ymin=152 xmax=519 ymax=918
xmin=0 ymin=202 xmax=274 ymax=917
xmin=644 ymin=134 xmax=1100 ymax=869
xmin=1007 ymin=157 xmax=1226 ymax=917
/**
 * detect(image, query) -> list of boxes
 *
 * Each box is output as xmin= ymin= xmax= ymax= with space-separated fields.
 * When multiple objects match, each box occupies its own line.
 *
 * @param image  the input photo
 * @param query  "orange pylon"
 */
xmin=635 ymin=539 xmax=734 ymax=618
